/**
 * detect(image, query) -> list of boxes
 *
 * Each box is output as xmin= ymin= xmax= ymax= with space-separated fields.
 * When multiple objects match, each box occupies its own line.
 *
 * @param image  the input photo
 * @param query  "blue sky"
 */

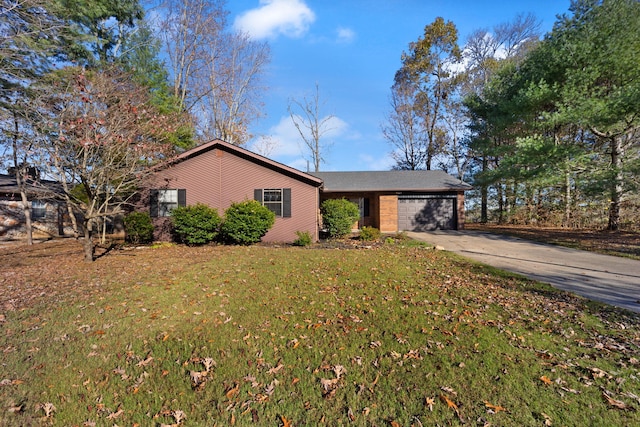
xmin=227 ymin=0 xmax=572 ymax=172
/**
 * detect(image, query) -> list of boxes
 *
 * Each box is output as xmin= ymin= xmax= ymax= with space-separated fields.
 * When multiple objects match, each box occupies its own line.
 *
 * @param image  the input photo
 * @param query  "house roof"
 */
xmin=0 ymin=174 xmax=61 ymax=197
xmin=158 ymin=139 xmax=324 ymax=187
xmin=310 ymin=170 xmax=472 ymax=193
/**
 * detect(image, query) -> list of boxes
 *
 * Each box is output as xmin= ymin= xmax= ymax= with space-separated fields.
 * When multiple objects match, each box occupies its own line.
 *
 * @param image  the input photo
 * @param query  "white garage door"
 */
xmin=398 ymin=197 xmax=455 ymax=231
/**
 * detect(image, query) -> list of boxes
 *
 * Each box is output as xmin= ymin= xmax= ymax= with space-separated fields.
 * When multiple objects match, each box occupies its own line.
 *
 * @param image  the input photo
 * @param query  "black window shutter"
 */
xmin=363 ymin=198 xmax=370 ymax=217
xmin=254 ymin=189 xmax=263 ymax=203
xmin=283 ymin=188 xmax=291 ymax=218
xmin=178 ymin=189 xmax=187 ymax=207
xmin=150 ymin=190 xmax=159 ymax=217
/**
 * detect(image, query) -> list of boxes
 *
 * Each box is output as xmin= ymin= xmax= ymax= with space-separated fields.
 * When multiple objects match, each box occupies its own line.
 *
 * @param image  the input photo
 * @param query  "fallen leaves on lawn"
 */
xmin=425 ymin=396 xmax=435 ymax=411
xmin=602 ymin=392 xmax=629 ymax=410
xmin=540 ymin=375 xmax=553 ymax=385
xmin=279 ymin=414 xmax=293 ymax=427
xmin=319 ymin=364 xmax=347 ymax=399
xmin=440 ymin=393 xmax=464 ymax=422
xmin=484 ymin=400 xmax=508 ymax=413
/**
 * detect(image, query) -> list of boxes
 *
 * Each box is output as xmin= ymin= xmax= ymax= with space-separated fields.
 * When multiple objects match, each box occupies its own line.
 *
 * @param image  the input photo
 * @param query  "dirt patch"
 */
xmin=467 ymin=223 xmax=640 ymax=260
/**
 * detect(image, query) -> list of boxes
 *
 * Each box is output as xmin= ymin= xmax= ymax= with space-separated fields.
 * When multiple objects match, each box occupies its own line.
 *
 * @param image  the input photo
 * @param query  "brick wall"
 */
xmin=379 ymin=195 xmax=398 ymax=233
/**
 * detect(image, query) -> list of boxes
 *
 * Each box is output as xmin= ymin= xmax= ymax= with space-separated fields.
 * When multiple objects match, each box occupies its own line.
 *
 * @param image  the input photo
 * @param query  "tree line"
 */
xmin=383 ymin=0 xmax=639 ymax=230
xmin=1 ymin=0 xmax=270 ymax=259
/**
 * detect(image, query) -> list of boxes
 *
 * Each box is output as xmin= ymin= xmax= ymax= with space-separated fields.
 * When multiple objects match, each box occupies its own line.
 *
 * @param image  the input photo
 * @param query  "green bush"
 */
xmin=124 ymin=212 xmax=154 ymax=244
xmin=293 ymin=230 xmax=313 ymax=246
xmin=359 ymin=226 xmax=381 ymax=241
xmin=320 ymin=198 xmax=360 ymax=239
xmin=221 ymin=200 xmax=275 ymax=245
xmin=171 ymin=203 xmax=222 ymax=245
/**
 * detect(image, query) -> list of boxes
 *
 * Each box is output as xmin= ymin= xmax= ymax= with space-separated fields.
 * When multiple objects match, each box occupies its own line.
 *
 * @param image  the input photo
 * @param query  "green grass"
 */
xmin=1 ymin=244 xmax=639 ymax=426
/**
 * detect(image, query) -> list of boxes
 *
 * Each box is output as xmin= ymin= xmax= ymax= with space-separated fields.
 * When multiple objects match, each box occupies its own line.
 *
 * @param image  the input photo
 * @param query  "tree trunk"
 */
xmin=563 ymin=166 xmax=572 ymax=228
xmin=480 ymin=156 xmax=488 ymax=223
xmin=497 ymin=181 xmax=505 ymax=224
xmin=19 ymin=190 xmax=33 ymax=245
xmin=607 ymin=135 xmax=624 ymax=231
xmin=12 ymin=112 xmax=33 ymax=245
xmin=82 ymin=220 xmax=95 ymax=262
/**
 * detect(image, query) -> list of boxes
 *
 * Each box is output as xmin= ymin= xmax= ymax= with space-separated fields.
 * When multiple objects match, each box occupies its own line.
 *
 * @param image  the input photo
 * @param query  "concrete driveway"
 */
xmin=407 ymin=230 xmax=640 ymax=313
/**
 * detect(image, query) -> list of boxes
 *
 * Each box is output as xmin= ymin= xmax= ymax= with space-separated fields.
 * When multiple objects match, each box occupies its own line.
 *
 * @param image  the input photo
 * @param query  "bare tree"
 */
xmin=382 ymin=75 xmax=427 ymax=170
xmin=199 ymin=31 xmax=270 ymax=145
xmin=37 ymin=66 xmax=180 ymax=261
xmin=250 ymin=134 xmax=279 ymax=157
xmin=288 ymin=83 xmax=335 ymax=172
xmin=159 ymin=0 xmax=226 ymax=111
xmin=159 ymin=0 xmax=270 ymax=144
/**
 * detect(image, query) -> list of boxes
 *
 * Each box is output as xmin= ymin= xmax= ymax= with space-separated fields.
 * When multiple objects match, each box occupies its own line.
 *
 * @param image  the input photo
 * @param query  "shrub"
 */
xmin=124 ymin=212 xmax=154 ymax=244
xmin=293 ymin=230 xmax=313 ymax=246
xmin=320 ymin=198 xmax=360 ymax=239
xmin=359 ymin=226 xmax=381 ymax=241
xmin=171 ymin=203 xmax=222 ymax=245
xmin=221 ymin=200 xmax=275 ymax=245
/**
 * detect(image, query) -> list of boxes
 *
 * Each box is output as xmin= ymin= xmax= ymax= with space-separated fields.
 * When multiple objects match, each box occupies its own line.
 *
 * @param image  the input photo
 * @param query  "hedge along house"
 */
xmin=143 ymin=139 xmax=323 ymax=242
xmin=311 ymin=171 xmax=472 ymax=233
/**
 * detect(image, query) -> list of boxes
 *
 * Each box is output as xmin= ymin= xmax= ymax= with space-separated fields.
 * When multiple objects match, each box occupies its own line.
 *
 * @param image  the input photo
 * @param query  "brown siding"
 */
xmin=457 ymin=192 xmax=466 ymax=230
xmin=148 ymin=148 xmax=319 ymax=243
xmin=379 ymin=195 xmax=398 ymax=233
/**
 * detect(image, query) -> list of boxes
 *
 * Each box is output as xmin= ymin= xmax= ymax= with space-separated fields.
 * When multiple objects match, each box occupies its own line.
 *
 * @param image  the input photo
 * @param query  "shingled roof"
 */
xmin=310 ymin=170 xmax=472 ymax=192
xmin=0 ymin=174 xmax=62 ymax=197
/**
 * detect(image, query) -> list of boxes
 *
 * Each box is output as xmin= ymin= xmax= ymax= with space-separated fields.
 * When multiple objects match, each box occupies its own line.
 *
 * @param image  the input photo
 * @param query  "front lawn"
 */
xmin=1 ymin=240 xmax=639 ymax=426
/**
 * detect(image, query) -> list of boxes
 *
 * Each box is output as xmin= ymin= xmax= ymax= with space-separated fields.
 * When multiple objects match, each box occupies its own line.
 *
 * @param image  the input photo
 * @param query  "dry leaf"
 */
xmin=107 ymin=409 xmax=124 ymax=420
xmin=440 ymin=386 xmax=457 ymax=396
xmin=440 ymin=394 xmax=463 ymax=421
xmin=602 ymin=392 xmax=628 ymax=409
xmin=541 ymin=412 xmax=552 ymax=426
xmin=540 ymin=376 xmax=553 ymax=385
xmin=484 ymin=401 xmax=507 ymax=413
xmin=280 ymin=414 xmax=292 ymax=427
xmin=225 ymin=383 xmax=240 ymax=399
xmin=390 ymin=421 xmax=401 ymax=427
xmin=136 ymin=355 xmax=154 ymax=367
xmin=440 ymin=394 xmax=458 ymax=411
xmin=347 ymin=407 xmax=355 ymax=421
xmin=268 ymin=362 xmax=284 ymax=374
xmin=425 ymin=396 xmax=435 ymax=411
xmin=172 ymin=410 xmax=186 ymax=424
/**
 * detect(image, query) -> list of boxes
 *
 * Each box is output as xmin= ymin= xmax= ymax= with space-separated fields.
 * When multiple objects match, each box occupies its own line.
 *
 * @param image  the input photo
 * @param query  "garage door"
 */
xmin=398 ymin=197 xmax=455 ymax=231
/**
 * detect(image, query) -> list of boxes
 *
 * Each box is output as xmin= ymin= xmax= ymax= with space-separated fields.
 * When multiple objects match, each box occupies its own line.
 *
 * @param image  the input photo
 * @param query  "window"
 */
xmin=31 ymin=200 xmax=47 ymax=220
xmin=255 ymin=188 xmax=291 ymax=217
xmin=150 ymin=189 xmax=186 ymax=217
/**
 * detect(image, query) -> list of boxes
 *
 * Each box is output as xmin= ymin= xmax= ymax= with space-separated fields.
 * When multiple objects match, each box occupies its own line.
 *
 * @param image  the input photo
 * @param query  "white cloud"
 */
xmin=336 ymin=27 xmax=356 ymax=44
xmin=233 ymin=0 xmax=315 ymax=40
xmin=258 ymin=114 xmax=352 ymax=169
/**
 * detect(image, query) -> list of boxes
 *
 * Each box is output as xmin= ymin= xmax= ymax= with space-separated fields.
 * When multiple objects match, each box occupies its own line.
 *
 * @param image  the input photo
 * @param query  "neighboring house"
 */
xmin=144 ymin=140 xmax=471 ymax=243
xmin=0 ymin=173 xmax=69 ymax=238
xmin=144 ymin=139 xmax=324 ymax=242
xmin=312 ymin=171 xmax=472 ymax=233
